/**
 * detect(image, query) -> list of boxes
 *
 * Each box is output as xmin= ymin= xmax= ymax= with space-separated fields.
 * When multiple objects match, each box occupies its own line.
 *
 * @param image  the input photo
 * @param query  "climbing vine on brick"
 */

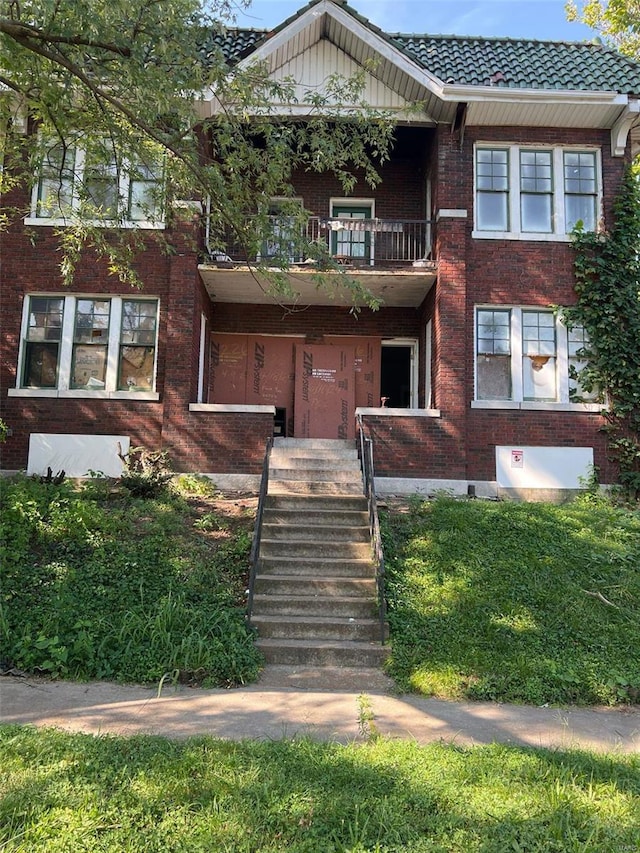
xmin=565 ymin=166 xmax=640 ymax=498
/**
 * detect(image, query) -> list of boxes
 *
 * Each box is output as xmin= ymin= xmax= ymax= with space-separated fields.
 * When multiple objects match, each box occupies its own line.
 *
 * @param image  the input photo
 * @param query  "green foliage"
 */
xmin=0 ymin=1 xmax=395 ymax=303
xmin=0 ymin=417 xmax=9 ymax=443
xmin=565 ymin=167 xmax=640 ymax=498
xmin=1 ymin=727 xmax=639 ymax=851
xmin=0 ymin=476 xmax=261 ymax=685
xmin=567 ymin=1 xmax=640 ymax=57
xmin=118 ymin=445 xmax=173 ymax=498
xmin=382 ymin=496 xmax=640 ymax=705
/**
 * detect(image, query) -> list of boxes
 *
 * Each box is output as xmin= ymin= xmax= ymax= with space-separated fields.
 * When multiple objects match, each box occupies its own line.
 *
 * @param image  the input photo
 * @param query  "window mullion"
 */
xmin=105 ymin=298 xmax=122 ymax=391
xmin=57 ymin=298 xmax=75 ymax=390
xmin=509 ymin=146 xmax=520 ymax=235
xmin=553 ymin=148 xmax=565 ymax=234
xmin=557 ymin=319 xmax=569 ymax=402
xmin=511 ymin=308 xmax=523 ymax=401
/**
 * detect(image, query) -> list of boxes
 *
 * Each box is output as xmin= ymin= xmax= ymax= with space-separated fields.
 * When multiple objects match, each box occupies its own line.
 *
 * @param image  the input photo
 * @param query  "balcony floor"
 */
xmin=197 ymin=261 xmax=437 ymax=308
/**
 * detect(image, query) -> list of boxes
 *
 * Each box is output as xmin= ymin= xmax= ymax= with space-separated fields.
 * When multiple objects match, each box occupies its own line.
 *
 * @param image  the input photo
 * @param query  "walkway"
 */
xmin=1 ymin=667 xmax=638 ymax=753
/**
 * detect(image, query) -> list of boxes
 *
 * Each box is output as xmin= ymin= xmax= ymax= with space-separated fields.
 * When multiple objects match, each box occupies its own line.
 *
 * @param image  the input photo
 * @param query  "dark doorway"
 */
xmin=380 ymin=345 xmax=412 ymax=408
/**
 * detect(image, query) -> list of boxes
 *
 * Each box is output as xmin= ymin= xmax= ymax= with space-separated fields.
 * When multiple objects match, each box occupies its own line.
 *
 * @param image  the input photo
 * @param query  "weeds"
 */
xmin=0 ymin=475 xmax=261 ymax=686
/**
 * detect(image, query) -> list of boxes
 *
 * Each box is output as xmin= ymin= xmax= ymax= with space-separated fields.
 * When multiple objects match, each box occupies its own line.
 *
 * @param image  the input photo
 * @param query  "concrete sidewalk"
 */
xmin=1 ymin=667 xmax=639 ymax=753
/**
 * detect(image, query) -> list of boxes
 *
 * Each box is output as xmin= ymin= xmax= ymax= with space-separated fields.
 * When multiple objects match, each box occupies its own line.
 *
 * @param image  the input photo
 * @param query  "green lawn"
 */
xmin=382 ymin=495 xmax=640 ymax=706
xmin=1 ymin=725 xmax=639 ymax=852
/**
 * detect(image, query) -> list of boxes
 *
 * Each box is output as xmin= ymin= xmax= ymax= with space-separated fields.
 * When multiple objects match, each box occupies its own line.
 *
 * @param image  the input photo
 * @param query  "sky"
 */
xmin=232 ymin=1 xmax=597 ymax=42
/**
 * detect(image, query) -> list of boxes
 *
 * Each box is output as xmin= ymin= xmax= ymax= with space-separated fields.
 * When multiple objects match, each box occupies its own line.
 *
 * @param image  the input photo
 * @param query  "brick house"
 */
xmin=2 ymin=0 xmax=640 ymax=497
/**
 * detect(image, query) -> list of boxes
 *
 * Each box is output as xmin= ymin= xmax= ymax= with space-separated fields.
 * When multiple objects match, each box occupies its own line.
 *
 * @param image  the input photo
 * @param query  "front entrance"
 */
xmin=294 ymin=343 xmax=356 ymax=439
xmin=208 ymin=334 xmax=385 ymax=438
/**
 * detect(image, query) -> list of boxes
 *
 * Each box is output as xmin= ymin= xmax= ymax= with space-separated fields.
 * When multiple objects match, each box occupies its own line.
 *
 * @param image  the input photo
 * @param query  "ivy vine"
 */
xmin=565 ymin=166 xmax=640 ymax=499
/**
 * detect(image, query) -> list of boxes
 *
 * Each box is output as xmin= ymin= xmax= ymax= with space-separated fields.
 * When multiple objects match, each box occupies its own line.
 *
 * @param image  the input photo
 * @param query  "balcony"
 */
xmin=198 ymin=217 xmax=437 ymax=308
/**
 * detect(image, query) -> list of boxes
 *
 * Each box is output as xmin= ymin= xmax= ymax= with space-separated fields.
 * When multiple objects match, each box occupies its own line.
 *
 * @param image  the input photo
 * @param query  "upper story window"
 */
xmin=475 ymin=306 xmax=601 ymax=407
xmin=27 ymin=140 xmax=164 ymax=229
xmin=474 ymin=145 xmax=600 ymax=240
xmin=15 ymin=294 xmax=159 ymax=399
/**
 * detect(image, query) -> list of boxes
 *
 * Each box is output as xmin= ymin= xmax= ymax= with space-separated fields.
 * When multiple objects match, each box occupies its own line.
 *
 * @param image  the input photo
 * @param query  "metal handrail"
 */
xmin=357 ymin=415 xmax=387 ymax=645
xmin=247 ymin=436 xmax=273 ymax=622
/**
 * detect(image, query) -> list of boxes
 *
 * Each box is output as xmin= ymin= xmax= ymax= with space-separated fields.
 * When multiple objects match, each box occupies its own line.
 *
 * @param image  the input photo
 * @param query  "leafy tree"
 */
xmin=0 ymin=0 xmax=394 ymax=299
xmin=566 ymin=1 xmax=640 ymax=56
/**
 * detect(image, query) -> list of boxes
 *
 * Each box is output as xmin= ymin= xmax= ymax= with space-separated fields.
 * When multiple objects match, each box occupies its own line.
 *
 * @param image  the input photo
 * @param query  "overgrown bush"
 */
xmin=118 ymin=445 xmax=173 ymax=498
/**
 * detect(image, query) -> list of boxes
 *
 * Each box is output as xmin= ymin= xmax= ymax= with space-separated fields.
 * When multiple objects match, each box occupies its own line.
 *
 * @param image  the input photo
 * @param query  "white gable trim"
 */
xmin=236 ymin=0 xmax=444 ymax=95
xmin=611 ymin=99 xmax=640 ymax=156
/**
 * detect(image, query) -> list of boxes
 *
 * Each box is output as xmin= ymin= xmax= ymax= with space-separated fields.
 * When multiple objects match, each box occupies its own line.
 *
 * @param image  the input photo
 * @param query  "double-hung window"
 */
xmin=28 ymin=140 xmax=164 ymax=228
xmin=474 ymin=145 xmax=600 ymax=239
xmin=14 ymin=295 xmax=159 ymax=398
xmin=475 ymin=307 xmax=601 ymax=408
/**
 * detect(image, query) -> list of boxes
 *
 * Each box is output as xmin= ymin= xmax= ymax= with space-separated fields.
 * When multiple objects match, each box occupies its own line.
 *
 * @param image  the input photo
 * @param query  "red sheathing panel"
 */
xmin=210 ymin=334 xmax=248 ymax=403
xmin=294 ymin=344 xmax=355 ymax=439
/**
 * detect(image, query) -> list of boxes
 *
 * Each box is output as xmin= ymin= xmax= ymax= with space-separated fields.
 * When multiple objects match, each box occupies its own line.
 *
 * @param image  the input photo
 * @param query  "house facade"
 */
xmin=2 ymin=0 xmax=640 ymax=496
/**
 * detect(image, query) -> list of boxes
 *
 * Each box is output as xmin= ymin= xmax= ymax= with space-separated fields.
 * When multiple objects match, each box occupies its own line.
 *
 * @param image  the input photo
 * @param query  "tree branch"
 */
xmin=0 ymin=17 xmax=131 ymax=56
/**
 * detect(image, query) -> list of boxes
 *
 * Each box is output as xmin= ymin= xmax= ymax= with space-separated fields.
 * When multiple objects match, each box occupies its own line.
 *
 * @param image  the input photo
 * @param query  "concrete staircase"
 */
xmin=251 ymin=438 xmax=389 ymax=669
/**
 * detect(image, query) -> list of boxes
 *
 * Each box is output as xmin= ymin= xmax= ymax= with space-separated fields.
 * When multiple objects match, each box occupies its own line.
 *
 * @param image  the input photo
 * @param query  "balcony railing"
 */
xmin=216 ymin=217 xmax=433 ymax=268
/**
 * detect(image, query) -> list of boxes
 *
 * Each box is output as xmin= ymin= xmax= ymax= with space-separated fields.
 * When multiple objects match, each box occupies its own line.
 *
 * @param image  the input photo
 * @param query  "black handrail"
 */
xmin=357 ymin=415 xmax=387 ymax=645
xmin=247 ymin=436 xmax=273 ymax=623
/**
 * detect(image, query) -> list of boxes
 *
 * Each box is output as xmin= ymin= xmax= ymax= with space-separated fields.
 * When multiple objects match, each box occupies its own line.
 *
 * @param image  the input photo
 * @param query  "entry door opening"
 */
xmin=381 ymin=345 xmax=412 ymax=408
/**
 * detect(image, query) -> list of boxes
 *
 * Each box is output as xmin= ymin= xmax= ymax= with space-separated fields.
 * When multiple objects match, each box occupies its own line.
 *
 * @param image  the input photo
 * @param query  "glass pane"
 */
xmin=22 ymin=341 xmax=59 ymax=388
xmin=477 ymin=355 xmax=511 ymax=400
xmin=37 ymin=144 xmax=76 ymax=217
xmin=27 ymin=297 xmax=63 ymax=341
xmin=71 ymin=345 xmax=108 ymax=389
xmin=477 ymin=192 xmax=508 ymax=231
xmin=523 ymin=355 xmax=557 ymax=400
xmin=477 ymin=310 xmax=511 ymax=354
xmin=129 ymin=180 xmax=161 ymax=221
xmin=83 ymin=153 xmax=119 ymax=216
xmin=565 ymin=194 xmax=596 ymax=231
xmin=121 ymin=301 xmax=158 ymax=345
xmin=521 ymin=193 xmax=552 ymax=232
xmin=73 ymin=299 xmax=110 ymax=343
xmin=118 ymin=346 xmax=155 ymax=390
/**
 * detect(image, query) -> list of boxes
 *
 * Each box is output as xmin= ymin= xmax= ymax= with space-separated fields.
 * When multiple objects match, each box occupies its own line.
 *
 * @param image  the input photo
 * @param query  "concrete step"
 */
xmin=270 ymin=452 xmax=360 ymax=468
xmin=268 ymin=480 xmax=363 ymax=497
xmin=257 ymin=638 xmax=389 ymax=667
xmin=265 ymin=495 xmax=368 ymax=513
xmin=260 ymin=539 xmax=371 ymax=560
xmin=263 ymin=508 xmax=369 ymax=527
xmin=251 ymin=594 xmax=378 ymax=618
xmin=253 ymin=575 xmax=376 ymax=597
xmin=251 ymin=615 xmax=384 ymax=642
xmin=261 ymin=522 xmax=369 ymax=543
xmin=258 ymin=555 xmax=374 ymax=577
xmin=274 ymin=438 xmax=356 ymax=452
xmin=270 ymin=467 xmax=362 ymax=483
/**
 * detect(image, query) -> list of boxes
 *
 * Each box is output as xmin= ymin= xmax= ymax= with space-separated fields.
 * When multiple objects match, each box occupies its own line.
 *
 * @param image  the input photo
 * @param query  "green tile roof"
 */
xmin=392 ymin=34 xmax=640 ymax=94
xmin=200 ymin=0 xmax=640 ymax=96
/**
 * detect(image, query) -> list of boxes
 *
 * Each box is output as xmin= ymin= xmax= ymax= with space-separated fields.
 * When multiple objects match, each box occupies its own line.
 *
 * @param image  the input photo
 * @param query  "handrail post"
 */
xmin=247 ymin=436 xmax=273 ymax=623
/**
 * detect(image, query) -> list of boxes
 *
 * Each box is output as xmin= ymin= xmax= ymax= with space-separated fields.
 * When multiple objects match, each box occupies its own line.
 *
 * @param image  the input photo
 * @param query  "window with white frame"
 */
xmin=475 ymin=307 xmax=599 ymax=404
xmin=29 ymin=139 xmax=164 ymax=227
xmin=18 ymin=295 xmax=159 ymax=395
xmin=474 ymin=145 xmax=600 ymax=239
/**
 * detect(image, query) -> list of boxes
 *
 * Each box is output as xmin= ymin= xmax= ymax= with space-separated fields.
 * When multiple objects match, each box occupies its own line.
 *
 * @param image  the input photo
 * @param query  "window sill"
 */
xmin=356 ymin=407 xmax=441 ymax=417
xmin=472 ymin=230 xmax=572 ymax=243
xmin=189 ymin=403 xmax=276 ymax=414
xmin=24 ymin=216 xmax=165 ymax=231
xmin=8 ymin=389 xmax=159 ymax=401
xmin=471 ymin=400 xmax=604 ymax=413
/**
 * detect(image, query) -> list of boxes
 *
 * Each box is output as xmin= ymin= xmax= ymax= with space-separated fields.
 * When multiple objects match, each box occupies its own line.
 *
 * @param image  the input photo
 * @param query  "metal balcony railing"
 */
xmin=214 ymin=217 xmax=432 ymax=267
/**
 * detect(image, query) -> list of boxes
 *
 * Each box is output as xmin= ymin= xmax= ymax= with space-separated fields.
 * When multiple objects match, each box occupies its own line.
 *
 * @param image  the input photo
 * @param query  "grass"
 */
xmin=0 ymin=474 xmax=261 ymax=687
xmin=2 ymin=473 xmax=640 ymax=705
xmin=0 ymin=725 xmax=638 ymax=852
xmin=382 ymin=495 xmax=640 ymax=706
